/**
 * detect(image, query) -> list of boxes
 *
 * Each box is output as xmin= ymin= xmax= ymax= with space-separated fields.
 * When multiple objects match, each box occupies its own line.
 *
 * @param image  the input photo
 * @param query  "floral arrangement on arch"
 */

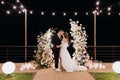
xmin=69 ymin=19 xmax=106 ymax=69
xmin=69 ymin=19 xmax=89 ymax=66
xmin=34 ymin=28 xmax=55 ymax=68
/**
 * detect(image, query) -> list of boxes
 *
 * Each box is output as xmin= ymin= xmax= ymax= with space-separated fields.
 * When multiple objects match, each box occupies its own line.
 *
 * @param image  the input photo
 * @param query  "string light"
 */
xmin=0 ymin=1 xmax=119 ymax=16
xmin=97 ymin=12 xmax=100 ymax=15
xmin=52 ymin=12 xmax=55 ymax=16
xmin=18 ymin=11 xmax=22 ymax=14
xmin=119 ymin=12 xmax=120 ymax=16
xmin=96 ymin=7 xmax=99 ymax=10
xmin=22 ymin=9 xmax=25 ymax=13
xmin=1 ymin=1 xmax=5 ymax=4
xmin=86 ymin=12 xmax=89 ymax=15
xmin=20 ymin=5 xmax=24 ymax=9
xmin=63 ymin=12 xmax=66 ymax=16
xmin=74 ymin=12 xmax=78 ymax=16
xmin=107 ymin=7 xmax=111 ymax=11
xmin=96 ymin=1 xmax=100 ymax=6
xmin=16 ymin=0 xmax=20 ymax=3
xmin=100 ymin=10 xmax=102 ymax=13
xmin=92 ymin=10 xmax=97 ymax=14
xmin=108 ymin=12 xmax=111 ymax=15
xmin=95 ymin=0 xmax=100 ymax=16
xmin=41 ymin=12 xmax=44 ymax=15
xmin=6 ymin=10 xmax=10 ymax=14
xmin=29 ymin=11 xmax=33 ymax=14
xmin=13 ymin=5 xmax=17 ymax=9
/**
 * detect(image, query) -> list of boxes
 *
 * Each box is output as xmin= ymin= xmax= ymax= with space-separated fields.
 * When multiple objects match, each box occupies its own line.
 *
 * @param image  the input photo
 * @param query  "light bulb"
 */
xmin=16 ymin=0 xmax=20 ymax=3
xmin=22 ymin=9 xmax=26 ymax=13
xmin=96 ymin=7 xmax=99 ymax=10
xmin=13 ymin=6 xmax=17 ymax=9
xmin=18 ymin=11 xmax=21 ymax=14
xmin=63 ymin=12 xmax=66 ymax=16
xmin=52 ymin=12 xmax=55 ymax=16
xmin=96 ymin=1 xmax=100 ymax=6
xmin=97 ymin=12 xmax=100 ymax=15
xmin=74 ymin=12 xmax=78 ymax=16
xmin=118 ymin=13 xmax=120 ymax=16
xmin=107 ymin=7 xmax=111 ymax=11
xmin=20 ymin=5 xmax=24 ymax=9
xmin=86 ymin=12 xmax=88 ymax=15
xmin=1 ymin=1 xmax=5 ymax=4
xmin=30 ymin=11 xmax=33 ymax=14
xmin=6 ymin=10 xmax=10 ymax=14
xmin=100 ymin=10 xmax=102 ymax=13
xmin=41 ymin=12 xmax=44 ymax=15
xmin=108 ymin=12 xmax=111 ymax=15
xmin=92 ymin=10 xmax=97 ymax=14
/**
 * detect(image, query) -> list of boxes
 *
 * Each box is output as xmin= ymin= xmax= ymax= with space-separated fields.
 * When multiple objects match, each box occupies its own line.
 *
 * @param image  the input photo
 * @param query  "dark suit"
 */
xmin=51 ymin=33 xmax=61 ymax=68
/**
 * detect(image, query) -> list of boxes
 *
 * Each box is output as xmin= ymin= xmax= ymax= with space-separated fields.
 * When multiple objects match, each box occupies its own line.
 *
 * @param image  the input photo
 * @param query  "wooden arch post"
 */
xmin=94 ymin=13 xmax=97 ymax=60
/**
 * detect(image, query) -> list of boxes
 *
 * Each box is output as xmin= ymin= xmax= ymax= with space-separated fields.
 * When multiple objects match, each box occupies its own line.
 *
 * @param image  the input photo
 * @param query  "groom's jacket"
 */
xmin=51 ymin=33 xmax=61 ymax=49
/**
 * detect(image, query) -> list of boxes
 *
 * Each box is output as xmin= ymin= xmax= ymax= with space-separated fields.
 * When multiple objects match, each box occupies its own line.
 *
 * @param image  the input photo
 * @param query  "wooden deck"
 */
xmin=0 ymin=63 xmax=114 ymax=80
xmin=33 ymin=68 xmax=95 ymax=80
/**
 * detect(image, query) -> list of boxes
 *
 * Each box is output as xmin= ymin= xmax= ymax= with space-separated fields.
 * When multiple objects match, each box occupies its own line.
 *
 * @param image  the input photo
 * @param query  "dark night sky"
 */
xmin=0 ymin=0 xmax=120 ymax=46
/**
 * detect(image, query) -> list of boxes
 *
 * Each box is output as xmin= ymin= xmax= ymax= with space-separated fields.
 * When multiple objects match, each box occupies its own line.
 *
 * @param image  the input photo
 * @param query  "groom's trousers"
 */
xmin=53 ymin=48 xmax=60 ymax=69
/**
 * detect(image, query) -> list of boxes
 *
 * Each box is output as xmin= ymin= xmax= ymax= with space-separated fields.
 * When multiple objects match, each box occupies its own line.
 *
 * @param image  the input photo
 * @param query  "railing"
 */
xmin=0 ymin=45 xmax=120 ymax=63
xmin=0 ymin=46 xmax=37 ymax=63
xmin=88 ymin=46 xmax=120 ymax=62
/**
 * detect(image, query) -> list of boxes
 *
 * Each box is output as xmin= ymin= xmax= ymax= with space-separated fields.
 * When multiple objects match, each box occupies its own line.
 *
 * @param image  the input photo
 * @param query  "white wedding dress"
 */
xmin=60 ymin=41 xmax=87 ymax=72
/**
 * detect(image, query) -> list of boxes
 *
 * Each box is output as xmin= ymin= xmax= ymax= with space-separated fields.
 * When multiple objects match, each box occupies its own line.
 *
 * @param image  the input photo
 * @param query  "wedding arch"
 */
xmin=34 ymin=19 xmax=90 ymax=68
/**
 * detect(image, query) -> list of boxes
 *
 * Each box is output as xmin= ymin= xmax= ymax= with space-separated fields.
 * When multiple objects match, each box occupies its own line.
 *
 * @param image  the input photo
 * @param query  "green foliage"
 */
xmin=90 ymin=72 xmax=120 ymax=80
xmin=0 ymin=73 xmax=35 ymax=80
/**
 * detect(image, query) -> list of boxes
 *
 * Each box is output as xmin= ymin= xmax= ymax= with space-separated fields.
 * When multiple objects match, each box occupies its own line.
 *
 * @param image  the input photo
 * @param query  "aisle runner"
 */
xmin=33 ymin=68 xmax=95 ymax=80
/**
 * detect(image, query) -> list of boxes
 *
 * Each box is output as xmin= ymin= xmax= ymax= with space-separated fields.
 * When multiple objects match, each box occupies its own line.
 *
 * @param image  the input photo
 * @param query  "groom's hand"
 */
xmin=56 ymin=45 xmax=62 ymax=48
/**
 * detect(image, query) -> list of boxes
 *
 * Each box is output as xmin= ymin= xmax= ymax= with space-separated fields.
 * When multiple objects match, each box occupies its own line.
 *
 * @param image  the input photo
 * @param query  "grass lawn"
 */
xmin=0 ymin=73 xmax=36 ymax=80
xmin=90 ymin=72 xmax=120 ymax=80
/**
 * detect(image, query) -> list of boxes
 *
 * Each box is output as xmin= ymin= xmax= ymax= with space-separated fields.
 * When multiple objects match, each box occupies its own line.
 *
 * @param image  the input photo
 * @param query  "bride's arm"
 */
xmin=56 ymin=45 xmax=62 ymax=48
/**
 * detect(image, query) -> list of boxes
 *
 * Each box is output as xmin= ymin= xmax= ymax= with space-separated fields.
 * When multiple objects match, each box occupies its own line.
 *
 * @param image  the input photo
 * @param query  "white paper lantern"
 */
xmin=2 ymin=61 xmax=16 ymax=74
xmin=112 ymin=61 xmax=120 ymax=74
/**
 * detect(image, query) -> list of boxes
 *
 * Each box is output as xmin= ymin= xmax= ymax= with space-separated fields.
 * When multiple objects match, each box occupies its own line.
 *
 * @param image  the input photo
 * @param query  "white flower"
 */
xmin=76 ymin=21 xmax=79 ymax=23
xmin=69 ymin=19 xmax=72 ymax=21
xmin=35 ymin=28 xmax=55 ymax=68
xmin=69 ymin=19 xmax=89 ymax=66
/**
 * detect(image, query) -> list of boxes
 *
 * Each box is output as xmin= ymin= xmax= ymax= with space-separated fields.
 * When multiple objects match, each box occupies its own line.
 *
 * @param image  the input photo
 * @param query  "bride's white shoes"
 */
xmin=56 ymin=68 xmax=62 ymax=72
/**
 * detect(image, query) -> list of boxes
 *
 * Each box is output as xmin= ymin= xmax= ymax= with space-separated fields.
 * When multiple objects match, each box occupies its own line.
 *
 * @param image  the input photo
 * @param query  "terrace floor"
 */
xmin=0 ymin=63 xmax=114 ymax=80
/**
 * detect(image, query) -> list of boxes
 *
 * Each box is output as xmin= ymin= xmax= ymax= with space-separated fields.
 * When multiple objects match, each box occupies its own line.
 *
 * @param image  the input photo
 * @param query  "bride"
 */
xmin=60 ymin=32 xmax=87 ymax=72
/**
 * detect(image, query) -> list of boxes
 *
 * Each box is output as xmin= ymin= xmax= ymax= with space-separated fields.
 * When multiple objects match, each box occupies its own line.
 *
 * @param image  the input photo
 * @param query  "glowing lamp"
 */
xmin=41 ymin=12 xmax=44 ymax=15
xmin=63 ymin=12 xmax=66 ymax=16
xmin=119 ymin=13 xmax=120 ymax=16
xmin=96 ymin=1 xmax=100 ymax=6
xmin=2 ymin=61 xmax=16 ymax=74
xmin=52 ymin=12 xmax=55 ymax=16
xmin=74 ymin=12 xmax=78 ymax=16
xmin=1 ymin=1 xmax=5 ymax=4
xmin=6 ymin=10 xmax=10 ymax=14
xmin=86 ymin=12 xmax=88 ymax=15
xmin=112 ymin=61 xmax=120 ymax=74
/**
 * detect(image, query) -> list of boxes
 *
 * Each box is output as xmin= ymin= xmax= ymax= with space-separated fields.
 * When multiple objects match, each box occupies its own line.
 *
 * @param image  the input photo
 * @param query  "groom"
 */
xmin=51 ymin=29 xmax=64 ymax=71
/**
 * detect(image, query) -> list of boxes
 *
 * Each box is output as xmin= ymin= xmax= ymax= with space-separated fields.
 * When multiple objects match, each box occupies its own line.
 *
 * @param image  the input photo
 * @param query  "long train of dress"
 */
xmin=60 ymin=41 xmax=87 ymax=72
